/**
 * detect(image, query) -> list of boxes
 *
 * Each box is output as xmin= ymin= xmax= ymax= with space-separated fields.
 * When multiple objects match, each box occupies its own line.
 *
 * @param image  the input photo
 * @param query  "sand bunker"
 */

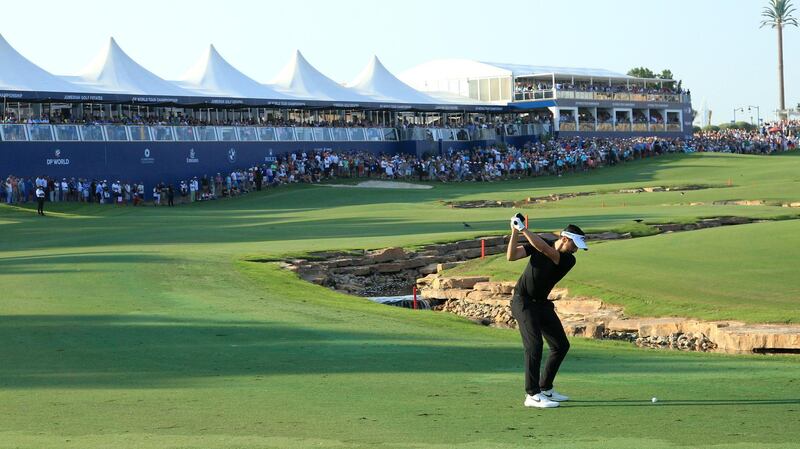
xmin=323 ymin=180 xmax=433 ymax=190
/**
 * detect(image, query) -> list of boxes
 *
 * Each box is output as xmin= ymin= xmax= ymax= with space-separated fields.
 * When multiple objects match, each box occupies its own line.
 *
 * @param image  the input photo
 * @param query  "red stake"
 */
xmin=412 ymin=285 xmax=418 ymax=310
xmin=525 ymin=214 xmax=529 ymax=229
xmin=481 ymin=239 xmax=485 ymax=259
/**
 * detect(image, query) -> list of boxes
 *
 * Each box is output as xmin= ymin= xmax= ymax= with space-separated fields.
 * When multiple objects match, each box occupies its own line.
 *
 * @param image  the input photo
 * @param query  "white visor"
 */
xmin=561 ymin=231 xmax=588 ymax=250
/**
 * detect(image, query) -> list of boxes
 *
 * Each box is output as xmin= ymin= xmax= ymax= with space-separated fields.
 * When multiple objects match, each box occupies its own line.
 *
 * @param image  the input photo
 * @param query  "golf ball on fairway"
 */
xmin=651 ymin=397 xmax=658 ymax=403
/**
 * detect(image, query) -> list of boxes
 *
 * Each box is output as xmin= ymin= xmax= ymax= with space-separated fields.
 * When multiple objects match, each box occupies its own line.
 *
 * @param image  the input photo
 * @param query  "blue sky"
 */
xmin=2 ymin=0 xmax=797 ymax=124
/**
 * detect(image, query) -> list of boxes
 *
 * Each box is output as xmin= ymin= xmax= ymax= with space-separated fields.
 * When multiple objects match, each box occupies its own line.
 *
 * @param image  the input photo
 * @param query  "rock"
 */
xmin=484 ymin=245 xmax=507 ymax=256
xmin=472 ymin=281 xmax=516 ymax=295
xmin=655 ymin=224 xmax=683 ymax=232
xmin=707 ymin=323 xmax=800 ymax=353
xmin=418 ymin=263 xmax=439 ymax=275
xmin=718 ymin=216 xmax=752 ymax=225
xmin=416 ymin=273 xmax=438 ymax=286
xmin=334 ymin=265 xmax=372 ymax=276
xmin=419 ymin=288 xmax=448 ymax=300
xmin=398 ymin=258 xmax=430 ymax=270
xmin=465 ymin=290 xmax=509 ymax=306
xmin=453 ymin=248 xmax=483 ymax=259
xmin=548 ymin=288 xmax=569 ymax=300
xmin=481 ymin=236 xmax=507 ymax=247
xmin=607 ymin=317 xmax=687 ymax=336
xmin=456 ymin=240 xmax=482 ymax=250
xmin=324 ymin=257 xmax=363 ymax=268
xmin=369 ymin=247 xmax=407 ymax=262
xmin=374 ymin=262 xmax=403 ymax=273
xmin=434 ymin=276 xmax=490 ymax=290
xmin=555 ymin=299 xmax=603 ymax=315
xmin=444 ymin=289 xmax=473 ymax=301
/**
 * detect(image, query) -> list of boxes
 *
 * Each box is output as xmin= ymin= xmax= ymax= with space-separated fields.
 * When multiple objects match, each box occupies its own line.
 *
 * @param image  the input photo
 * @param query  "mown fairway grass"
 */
xmin=0 ymin=152 xmax=799 ymax=448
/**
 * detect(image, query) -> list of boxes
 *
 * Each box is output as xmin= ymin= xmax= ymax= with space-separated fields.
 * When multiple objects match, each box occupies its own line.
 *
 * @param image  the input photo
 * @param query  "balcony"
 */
xmin=559 ymin=122 xmax=577 ymax=131
xmin=512 ymin=89 xmax=687 ymax=104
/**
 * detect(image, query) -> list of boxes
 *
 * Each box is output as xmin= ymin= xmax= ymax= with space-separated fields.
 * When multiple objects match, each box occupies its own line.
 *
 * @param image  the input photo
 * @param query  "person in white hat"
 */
xmin=35 ymin=184 xmax=46 ymax=216
xmin=507 ymin=213 xmax=587 ymax=408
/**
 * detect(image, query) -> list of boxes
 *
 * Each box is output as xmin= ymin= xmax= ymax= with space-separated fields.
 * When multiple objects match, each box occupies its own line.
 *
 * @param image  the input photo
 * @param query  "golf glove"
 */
xmin=511 ymin=213 xmax=526 ymax=231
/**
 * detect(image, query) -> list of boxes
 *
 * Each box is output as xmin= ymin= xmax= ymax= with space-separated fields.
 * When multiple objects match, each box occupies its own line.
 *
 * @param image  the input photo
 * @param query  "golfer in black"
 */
xmin=507 ymin=214 xmax=587 ymax=408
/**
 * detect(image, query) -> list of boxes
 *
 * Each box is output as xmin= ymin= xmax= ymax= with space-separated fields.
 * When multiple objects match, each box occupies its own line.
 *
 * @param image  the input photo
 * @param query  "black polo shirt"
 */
xmin=513 ymin=241 xmax=576 ymax=303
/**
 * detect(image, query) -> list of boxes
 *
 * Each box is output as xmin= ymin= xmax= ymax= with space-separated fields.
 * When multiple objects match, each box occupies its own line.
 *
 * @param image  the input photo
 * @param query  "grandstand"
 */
xmin=399 ymin=59 xmax=693 ymax=135
xmin=0 ymin=34 xmax=693 ymax=185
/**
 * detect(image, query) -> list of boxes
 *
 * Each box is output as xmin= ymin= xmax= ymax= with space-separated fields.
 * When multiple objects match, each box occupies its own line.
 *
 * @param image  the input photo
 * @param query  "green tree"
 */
xmin=761 ymin=0 xmax=798 ymax=119
xmin=658 ymin=69 xmax=674 ymax=80
xmin=627 ymin=67 xmax=656 ymax=79
xmin=720 ymin=121 xmax=758 ymax=131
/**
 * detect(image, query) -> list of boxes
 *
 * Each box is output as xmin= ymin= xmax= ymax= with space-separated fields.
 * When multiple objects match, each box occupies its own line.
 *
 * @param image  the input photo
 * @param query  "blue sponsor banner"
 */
xmin=0 ymin=141 xmax=412 ymax=187
xmin=507 ymin=100 xmax=556 ymax=110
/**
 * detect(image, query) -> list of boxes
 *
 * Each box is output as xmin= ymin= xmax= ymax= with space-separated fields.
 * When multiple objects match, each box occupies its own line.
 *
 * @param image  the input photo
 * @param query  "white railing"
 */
xmin=0 ymin=124 xmax=403 ymax=143
xmin=512 ymin=90 xmax=688 ymax=103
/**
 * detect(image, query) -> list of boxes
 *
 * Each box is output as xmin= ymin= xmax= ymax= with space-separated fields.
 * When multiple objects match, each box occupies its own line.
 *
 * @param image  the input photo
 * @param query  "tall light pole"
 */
xmin=747 ymin=105 xmax=761 ymax=127
xmin=733 ymin=107 xmax=745 ymax=123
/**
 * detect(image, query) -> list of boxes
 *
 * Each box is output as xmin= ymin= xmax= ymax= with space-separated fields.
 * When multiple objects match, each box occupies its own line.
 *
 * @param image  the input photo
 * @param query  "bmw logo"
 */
xmin=228 ymin=148 xmax=237 ymax=163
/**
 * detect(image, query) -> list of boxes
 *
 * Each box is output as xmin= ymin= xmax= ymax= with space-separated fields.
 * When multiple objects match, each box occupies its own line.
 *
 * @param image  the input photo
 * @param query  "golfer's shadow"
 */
xmin=565 ymin=399 xmax=800 ymax=407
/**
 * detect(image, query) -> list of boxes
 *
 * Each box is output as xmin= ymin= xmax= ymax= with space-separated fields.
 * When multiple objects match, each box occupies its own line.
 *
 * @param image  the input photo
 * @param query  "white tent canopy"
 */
xmin=1 ymin=35 xmax=504 ymax=110
xmin=176 ymin=45 xmax=297 ymax=100
xmin=269 ymin=50 xmax=370 ymax=102
xmin=347 ymin=56 xmax=439 ymax=104
xmin=67 ymin=37 xmax=196 ymax=97
xmin=400 ymin=58 xmax=631 ymax=84
xmin=0 ymin=33 xmax=84 ymax=93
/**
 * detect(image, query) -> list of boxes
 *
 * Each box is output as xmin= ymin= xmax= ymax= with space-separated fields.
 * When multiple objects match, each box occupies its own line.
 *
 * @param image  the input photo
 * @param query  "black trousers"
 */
xmin=510 ymin=297 xmax=570 ymax=395
xmin=37 ymin=198 xmax=44 ymax=215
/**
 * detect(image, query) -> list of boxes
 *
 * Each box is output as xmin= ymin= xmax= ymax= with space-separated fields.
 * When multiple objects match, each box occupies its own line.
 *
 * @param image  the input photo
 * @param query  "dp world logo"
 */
xmin=186 ymin=148 xmax=199 ymax=164
xmin=228 ymin=148 xmax=237 ymax=163
xmin=47 ymin=148 xmax=70 ymax=166
xmin=140 ymin=148 xmax=155 ymax=164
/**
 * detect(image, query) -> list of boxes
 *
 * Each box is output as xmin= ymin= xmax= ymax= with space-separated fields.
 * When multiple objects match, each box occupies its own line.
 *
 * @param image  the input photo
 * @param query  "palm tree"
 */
xmin=761 ymin=0 xmax=798 ymax=119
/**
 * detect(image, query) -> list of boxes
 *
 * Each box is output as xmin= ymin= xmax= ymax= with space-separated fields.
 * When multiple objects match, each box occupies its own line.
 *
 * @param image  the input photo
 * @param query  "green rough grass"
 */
xmin=0 ymin=152 xmax=799 ymax=448
xmin=448 ymin=219 xmax=800 ymax=323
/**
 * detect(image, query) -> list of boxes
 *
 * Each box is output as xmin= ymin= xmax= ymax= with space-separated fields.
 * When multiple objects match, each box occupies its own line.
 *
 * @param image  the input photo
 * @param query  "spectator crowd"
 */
xmin=5 ymin=121 xmax=796 ymax=208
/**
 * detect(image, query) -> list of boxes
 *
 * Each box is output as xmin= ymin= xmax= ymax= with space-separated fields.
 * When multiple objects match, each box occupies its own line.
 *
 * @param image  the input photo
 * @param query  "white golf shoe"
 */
xmin=540 ymin=388 xmax=569 ymax=402
xmin=524 ymin=393 xmax=560 ymax=408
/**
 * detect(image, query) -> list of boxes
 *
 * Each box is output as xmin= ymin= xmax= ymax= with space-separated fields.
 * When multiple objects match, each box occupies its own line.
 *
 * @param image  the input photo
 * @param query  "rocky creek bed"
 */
xmin=442 ymin=185 xmax=718 ymax=209
xmin=275 ymin=218 xmax=800 ymax=355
